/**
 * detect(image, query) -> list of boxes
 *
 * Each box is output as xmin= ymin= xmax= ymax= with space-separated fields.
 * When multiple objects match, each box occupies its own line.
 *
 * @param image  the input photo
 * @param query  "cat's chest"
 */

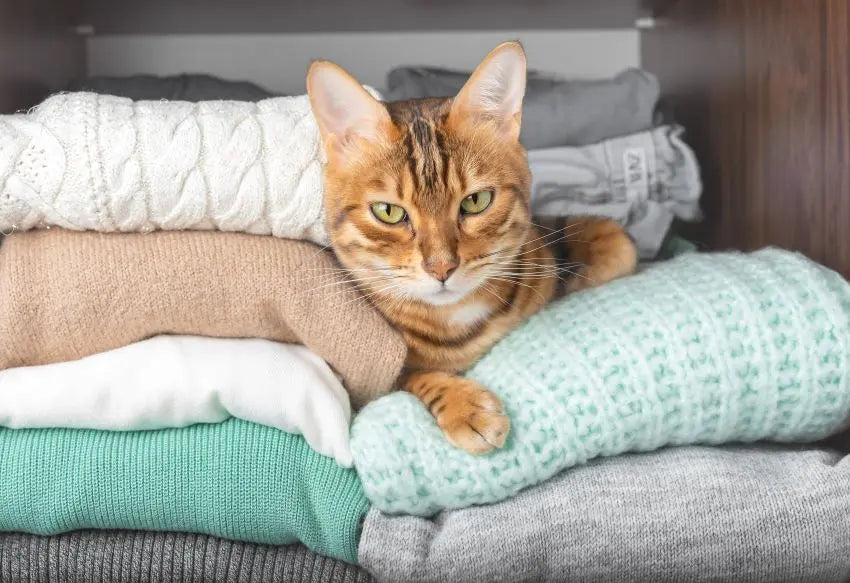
xmin=448 ymin=302 xmax=494 ymax=327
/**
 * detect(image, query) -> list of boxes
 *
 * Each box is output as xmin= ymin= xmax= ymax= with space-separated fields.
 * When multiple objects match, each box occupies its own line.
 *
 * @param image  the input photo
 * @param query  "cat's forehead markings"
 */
xmin=368 ymin=178 xmax=386 ymax=191
xmin=409 ymin=117 xmax=441 ymax=192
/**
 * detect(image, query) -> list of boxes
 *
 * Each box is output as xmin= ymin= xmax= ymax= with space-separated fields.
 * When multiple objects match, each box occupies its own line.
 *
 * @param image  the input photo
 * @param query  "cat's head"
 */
xmin=307 ymin=41 xmax=530 ymax=306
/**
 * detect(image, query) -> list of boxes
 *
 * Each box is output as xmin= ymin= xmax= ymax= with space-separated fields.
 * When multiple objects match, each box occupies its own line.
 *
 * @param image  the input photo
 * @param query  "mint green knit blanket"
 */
xmin=351 ymin=249 xmax=850 ymax=516
xmin=0 ymin=419 xmax=367 ymax=563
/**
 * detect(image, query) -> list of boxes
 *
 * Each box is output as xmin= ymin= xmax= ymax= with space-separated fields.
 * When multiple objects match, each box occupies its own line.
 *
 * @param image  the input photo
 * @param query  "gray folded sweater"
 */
xmin=386 ymin=67 xmax=660 ymax=150
xmin=0 ymin=531 xmax=373 ymax=583
xmin=359 ymin=445 xmax=850 ymax=583
xmin=529 ymin=125 xmax=702 ymax=259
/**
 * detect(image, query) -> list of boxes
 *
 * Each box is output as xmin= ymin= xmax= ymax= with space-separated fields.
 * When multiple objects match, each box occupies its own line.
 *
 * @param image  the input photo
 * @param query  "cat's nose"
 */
xmin=423 ymin=258 xmax=458 ymax=283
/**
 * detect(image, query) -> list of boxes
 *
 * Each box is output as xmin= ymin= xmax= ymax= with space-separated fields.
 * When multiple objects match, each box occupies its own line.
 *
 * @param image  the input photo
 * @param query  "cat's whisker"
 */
xmin=380 ymin=291 xmax=415 ymax=321
xmin=315 ymin=277 xmax=408 ymax=304
xmin=528 ymin=220 xmax=561 ymax=232
xmin=480 ymin=282 xmax=510 ymax=306
xmin=515 ymin=229 xmax=589 ymax=258
xmin=344 ymin=279 xmax=409 ymax=306
xmin=307 ymin=273 xmax=402 ymax=293
xmin=486 ymin=264 xmax=585 ymax=277
xmin=306 ymin=242 xmax=334 ymax=259
xmin=489 ymin=273 xmax=562 ymax=280
xmin=473 ymin=223 xmax=584 ymax=262
xmin=488 ymin=276 xmax=548 ymax=302
xmin=302 ymin=265 xmax=403 ymax=274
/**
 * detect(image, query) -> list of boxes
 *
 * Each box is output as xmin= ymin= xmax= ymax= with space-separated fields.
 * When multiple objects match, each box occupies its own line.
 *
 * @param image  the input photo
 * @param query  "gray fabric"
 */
xmin=529 ymin=125 xmax=702 ymax=259
xmin=359 ymin=445 xmax=850 ymax=583
xmin=385 ymin=67 xmax=659 ymax=149
xmin=67 ymin=74 xmax=277 ymax=102
xmin=0 ymin=531 xmax=373 ymax=583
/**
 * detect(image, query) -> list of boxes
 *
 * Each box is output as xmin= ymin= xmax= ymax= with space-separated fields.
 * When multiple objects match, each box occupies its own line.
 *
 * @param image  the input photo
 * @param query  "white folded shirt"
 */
xmin=0 ymin=335 xmax=354 ymax=466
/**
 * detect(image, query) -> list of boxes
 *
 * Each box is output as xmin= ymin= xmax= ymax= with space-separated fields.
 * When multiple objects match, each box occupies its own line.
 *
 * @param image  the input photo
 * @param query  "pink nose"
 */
xmin=423 ymin=258 xmax=458 ymax=283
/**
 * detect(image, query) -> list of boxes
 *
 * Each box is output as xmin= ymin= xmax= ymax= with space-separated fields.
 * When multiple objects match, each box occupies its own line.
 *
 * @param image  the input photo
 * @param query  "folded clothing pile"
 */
xmin=2 ymin=75 xmax=848 ymax=583
xmin=352 ymin=249 xmax=850 ymax=514
xmin=0 ymin=87 xmax=407 ymax=568
xmin=0 ymin=231 xmax=405 ymax=563
xmin=352 ymin=248 xmax=850 ymax=582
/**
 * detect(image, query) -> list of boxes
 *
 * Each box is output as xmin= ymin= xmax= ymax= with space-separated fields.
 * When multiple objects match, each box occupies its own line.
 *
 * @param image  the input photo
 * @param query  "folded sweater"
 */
xmin=0 ymin=336 xmax=354 ymax=465
xmin=1 ymin=531 xmax=375 ymax=583
xmin=0 ymin=229 xmax=406 ymax=408
xmin=0 ymin=92 xmax=328 ymax=241
xmin=359 ymin=445 xmax=850 ymax=583
xmin=529 ymin=125 xmax=702 ymax=259
xmin=0 ymin=419 xmax=367 ymax=563
xmin=352 ymin=249 xmax=850 ymax=515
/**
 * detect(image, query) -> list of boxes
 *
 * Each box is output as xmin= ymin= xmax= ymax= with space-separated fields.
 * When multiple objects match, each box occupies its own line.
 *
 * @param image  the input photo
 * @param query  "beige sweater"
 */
xmin=0 ymin=229 xmax=406 ymax=408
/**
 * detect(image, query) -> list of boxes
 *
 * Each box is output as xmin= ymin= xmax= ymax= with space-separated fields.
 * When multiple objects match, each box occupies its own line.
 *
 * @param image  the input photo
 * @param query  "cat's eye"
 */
xmin=460 ymin=190 xmax=493 ymax=215
xmin=370 ymin=202 xmax=408 ymax=224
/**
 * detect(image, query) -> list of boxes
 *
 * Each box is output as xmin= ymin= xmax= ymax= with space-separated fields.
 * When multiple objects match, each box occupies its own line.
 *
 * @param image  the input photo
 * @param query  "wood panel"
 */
xmin=824 ymin=0 xmax=850 ymax=279
xmin=643 ymin=0 xmax=850 ymax=278
xmin=0 ymin=0 xmax=85 ymax=113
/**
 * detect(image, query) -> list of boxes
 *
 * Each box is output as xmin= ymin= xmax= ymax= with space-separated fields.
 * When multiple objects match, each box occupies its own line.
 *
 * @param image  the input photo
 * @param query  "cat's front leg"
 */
xmin=404 ymin=370 xmax=509 ymax=454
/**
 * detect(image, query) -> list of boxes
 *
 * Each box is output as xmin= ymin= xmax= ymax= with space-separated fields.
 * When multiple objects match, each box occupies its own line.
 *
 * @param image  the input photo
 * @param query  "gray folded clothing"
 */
xmin=529 ymin=125 xmax=702 ymax=259
xmin=359 ymin=445 xmax=850 ymax=583
xmin=386 ymin=67 xmax=659 ymax=149
xmin=0 ymin=531 xmax=373 ymax=583
xmin=67 ymin=74 xmax=278 ymax=102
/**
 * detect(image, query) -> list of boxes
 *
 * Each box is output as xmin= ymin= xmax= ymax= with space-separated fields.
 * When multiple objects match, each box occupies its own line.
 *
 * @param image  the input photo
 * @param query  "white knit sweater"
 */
xmin=0 ymin=91 xmax=384 ymax=242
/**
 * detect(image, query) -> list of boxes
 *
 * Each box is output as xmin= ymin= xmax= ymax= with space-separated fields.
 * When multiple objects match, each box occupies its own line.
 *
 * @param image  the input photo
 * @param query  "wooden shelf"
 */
xmin=79 ymin=0 xmax=650 ymax=34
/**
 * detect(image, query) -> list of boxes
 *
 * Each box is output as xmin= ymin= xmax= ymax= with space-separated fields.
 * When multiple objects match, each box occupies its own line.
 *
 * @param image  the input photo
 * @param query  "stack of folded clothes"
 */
xmin=1 ymin=74 xmax=849 ymax=583
xmin=0 ymin=89 xmax=401 ymax=579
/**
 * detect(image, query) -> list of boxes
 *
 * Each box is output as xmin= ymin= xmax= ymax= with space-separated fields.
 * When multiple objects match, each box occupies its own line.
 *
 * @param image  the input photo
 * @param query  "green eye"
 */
xmin=460 ymin=190 xmax=493 ymax=215
xmin=370 ymin=202 xmax=407 ymax=224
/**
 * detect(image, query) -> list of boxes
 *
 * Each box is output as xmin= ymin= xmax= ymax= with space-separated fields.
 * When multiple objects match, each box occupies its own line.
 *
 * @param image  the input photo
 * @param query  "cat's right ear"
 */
xmin=449 ymin=41 xmax=527 ymax=142
xmin=307 ymin=61 xmax=395 ymax=163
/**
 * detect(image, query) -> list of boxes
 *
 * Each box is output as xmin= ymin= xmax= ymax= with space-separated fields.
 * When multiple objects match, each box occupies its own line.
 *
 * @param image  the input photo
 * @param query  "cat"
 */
xmin=307 ymin=41 xmax=637 ymax=454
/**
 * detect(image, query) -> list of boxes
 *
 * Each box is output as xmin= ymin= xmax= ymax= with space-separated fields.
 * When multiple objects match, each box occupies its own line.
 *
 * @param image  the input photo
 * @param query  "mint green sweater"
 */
xmin=0 ymin=419 xmax=367 ymax=563
xmin=351 ymin=249 xmax=850 ymax=516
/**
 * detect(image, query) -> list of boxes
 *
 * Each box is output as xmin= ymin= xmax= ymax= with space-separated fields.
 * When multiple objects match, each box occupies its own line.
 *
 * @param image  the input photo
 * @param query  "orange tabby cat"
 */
xmin=307 ymin=42 xmax=637 ymax=454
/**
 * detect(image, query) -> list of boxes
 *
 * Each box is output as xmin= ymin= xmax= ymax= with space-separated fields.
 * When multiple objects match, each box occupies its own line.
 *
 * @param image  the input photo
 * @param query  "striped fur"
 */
xmin=308 ymin=43 xmax=637 ymax=453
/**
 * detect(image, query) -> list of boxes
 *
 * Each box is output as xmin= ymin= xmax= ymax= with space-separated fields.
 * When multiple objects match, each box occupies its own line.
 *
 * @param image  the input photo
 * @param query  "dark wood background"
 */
xmin=0 ymin=0 xmax=84 ymax=113
xmin=643 ymin=0 xmax=850 ymax=279
xmin=643 ymin=0 xmax=850 ymax=450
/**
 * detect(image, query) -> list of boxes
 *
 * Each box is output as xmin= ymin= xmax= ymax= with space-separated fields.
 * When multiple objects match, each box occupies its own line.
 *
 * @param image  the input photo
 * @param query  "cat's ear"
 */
xmin=449 ymin=41 xmax=526 ymax=141
xmin=307 ymin=60 xmax=395 ymax=163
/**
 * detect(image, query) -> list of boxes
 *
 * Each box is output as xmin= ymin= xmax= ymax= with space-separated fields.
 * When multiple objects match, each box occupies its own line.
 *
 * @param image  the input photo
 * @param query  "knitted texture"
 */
xmin=359 ymin=445 xmax=850 ymax=583
xmin=0 ymin=91 xmax=361 ymax=242
xmin=351 ymin=249 xmax=850 ymax=515
xmin=0 ymin=419 xmax=368 ymax=563
xmin=0 ymin=336 xmax=354 ymax=465
xmin=0 ymin=229 xmax=406 ymax=409
xmin=0 ymin=531 xmax=374 ymax=583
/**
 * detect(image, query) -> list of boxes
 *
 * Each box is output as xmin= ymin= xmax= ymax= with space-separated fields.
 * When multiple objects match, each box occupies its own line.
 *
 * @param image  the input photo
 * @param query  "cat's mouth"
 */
xmin=400 ymin=273 xmax=480 ymax=306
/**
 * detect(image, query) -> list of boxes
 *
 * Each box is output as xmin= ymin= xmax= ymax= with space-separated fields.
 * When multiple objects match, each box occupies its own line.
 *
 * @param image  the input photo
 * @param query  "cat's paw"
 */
xmin=434 ymin=378 xmax=509 ymax=455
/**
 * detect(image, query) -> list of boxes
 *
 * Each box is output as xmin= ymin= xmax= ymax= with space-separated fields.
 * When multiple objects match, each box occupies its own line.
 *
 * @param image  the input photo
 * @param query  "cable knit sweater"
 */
xmin=351 ymin=249 xmax=850 ymax=515
xmin=0 ymin=90 xmax=376 ymax=242
xmin=0 ymin=229 xmax=406 ymax=409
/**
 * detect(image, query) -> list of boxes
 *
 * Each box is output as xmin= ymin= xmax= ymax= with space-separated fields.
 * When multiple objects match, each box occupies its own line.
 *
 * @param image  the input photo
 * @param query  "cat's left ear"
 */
xmin=449 ymin=41 xmax=527 ymax=141
xmin=307 ymin=60 xmax=395 ymax=163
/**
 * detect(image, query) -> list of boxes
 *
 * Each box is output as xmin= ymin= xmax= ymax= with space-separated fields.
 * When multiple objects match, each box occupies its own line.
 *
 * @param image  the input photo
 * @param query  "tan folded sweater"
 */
xmin=0 ymin=229 xmax=406 ymax=408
